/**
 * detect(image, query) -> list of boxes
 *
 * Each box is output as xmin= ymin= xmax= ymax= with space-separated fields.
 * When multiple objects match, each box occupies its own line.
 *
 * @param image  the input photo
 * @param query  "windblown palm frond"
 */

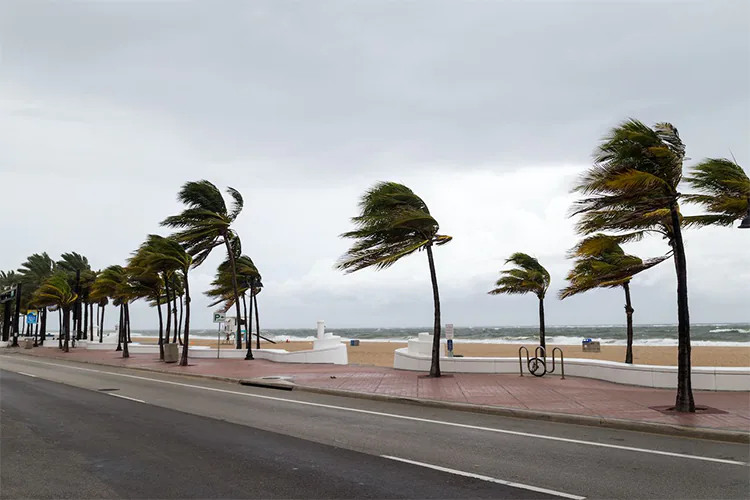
xmin=336 ymin=182 xmax=452 ymax=273
xmin=56 ymin=252 xmax=91 ymax=273
xmin=488 ymin=253 xmax=550 ymax=299
xmin=684 ymin=158 xmax=749 ymax=227
xmin=559 ymin=235 xmax=669 ymax=299
xmin=33 ymin=273 xmax=78 ymax=309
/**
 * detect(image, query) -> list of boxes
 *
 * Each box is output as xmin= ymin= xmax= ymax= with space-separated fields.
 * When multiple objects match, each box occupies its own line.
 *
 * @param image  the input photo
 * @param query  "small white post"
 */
xmin=317 ymin=320 xmax=325 ymax=340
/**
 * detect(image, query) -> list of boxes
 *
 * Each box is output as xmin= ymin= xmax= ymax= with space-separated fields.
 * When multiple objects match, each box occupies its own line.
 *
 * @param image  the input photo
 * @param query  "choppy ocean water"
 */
xmin=132 ymin=323 xmax=750 ymax=346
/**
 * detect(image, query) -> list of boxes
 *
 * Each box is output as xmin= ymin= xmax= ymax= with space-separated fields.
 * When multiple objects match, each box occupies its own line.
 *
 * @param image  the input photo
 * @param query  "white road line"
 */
xmin=16 ymin=371 xmax=38 ymax=378
xmin=7 ymin=358 xmax=748 ymax=467
xmin=108 ymin=393 xmax=145 ymax=403
xmin=382 ymin=455 xmax=586 ymax=500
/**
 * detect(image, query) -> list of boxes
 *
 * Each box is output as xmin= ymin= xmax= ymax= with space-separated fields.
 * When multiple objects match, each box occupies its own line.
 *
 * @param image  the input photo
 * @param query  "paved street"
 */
xmin=1 ymin=354 xmax=749 ymax=499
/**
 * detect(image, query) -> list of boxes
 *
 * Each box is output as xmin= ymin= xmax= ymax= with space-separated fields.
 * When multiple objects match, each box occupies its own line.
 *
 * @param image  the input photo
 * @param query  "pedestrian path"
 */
xmin=14 ymin=346 xmax=750 ymax=433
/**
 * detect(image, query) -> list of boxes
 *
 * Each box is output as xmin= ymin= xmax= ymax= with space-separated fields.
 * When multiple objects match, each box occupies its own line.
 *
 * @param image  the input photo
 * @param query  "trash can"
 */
xmin=24 ymin=338 xmax=34 ymax=349
xmin=350 ymin=339 xmax=360 ymax=346
xmin=164 ymin=343 xmax=179 ymax=363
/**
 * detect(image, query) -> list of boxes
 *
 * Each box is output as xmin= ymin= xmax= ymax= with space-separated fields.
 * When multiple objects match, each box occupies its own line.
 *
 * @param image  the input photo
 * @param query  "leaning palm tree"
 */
xmin=489 ymin=253 xmax=550 ymax=349
xmin=559 ymin=235 xmax=669 ymax=363
xmin=17 ymin=253 xmax=56 ymax=345
xmin=92 ymin=265 xmax=131 ymax=357
xmin=161 ymin=180 xmax=245 ymax=351
xmin=684 ymin=158 xmax=750 ymax=228
xmin=130 ymin=242 xmax=168 ymax=359
xmin=56 ymin=252 xmax=92 ymax=340
xmin=204 ymin=254 xmax=260 ymax=359
xmin=570 ymin=119 xmax=695 ymax=412
xmin=337 ymin=182 xmax=452 ymax=377
xmin=33 ymin=273 xmax=77 ymax=352
xmin=138 ymin=235 xmax=194 ymax=366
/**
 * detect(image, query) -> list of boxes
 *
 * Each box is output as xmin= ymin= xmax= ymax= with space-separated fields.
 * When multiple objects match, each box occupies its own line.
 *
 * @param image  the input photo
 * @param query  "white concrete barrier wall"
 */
xmin=393 ymin=348 xmax=750 ymax=391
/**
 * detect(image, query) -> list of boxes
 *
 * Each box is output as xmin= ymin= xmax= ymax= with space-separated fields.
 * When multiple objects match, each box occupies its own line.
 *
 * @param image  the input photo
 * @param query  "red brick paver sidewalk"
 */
xmin=11 ymin=347 xmax=750 ymax=433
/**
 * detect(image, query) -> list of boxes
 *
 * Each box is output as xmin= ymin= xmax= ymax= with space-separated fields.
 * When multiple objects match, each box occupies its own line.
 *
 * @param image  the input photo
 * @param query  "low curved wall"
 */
xmin=393 ymin=348 xmax=749 ymax=391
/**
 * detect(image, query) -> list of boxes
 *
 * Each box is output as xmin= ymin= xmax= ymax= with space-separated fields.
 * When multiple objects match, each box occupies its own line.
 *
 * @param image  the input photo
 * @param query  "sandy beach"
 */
xmin=136 ymin=337 xmax=750 ymax=368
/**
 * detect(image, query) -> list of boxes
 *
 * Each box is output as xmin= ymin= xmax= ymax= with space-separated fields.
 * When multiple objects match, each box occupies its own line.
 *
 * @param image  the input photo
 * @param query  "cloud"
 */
xmin=1 ymin=0 xmax=748 ymax=330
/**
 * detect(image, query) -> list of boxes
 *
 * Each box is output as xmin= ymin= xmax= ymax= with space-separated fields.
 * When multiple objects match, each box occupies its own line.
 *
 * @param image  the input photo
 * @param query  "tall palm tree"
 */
xmin=559 ymin=235 xmax=669 ymax=363
xmin=91 ymin=265 xmax=130 ymax=358
xmin=130 ymin=241 xmax=167 ymax=359
xmin=33 ymin=273 xmax=77 ymax=352
xmin=56 ymin=252 xmax=91 ymax=340
xmin=204 ymin=254 xmax=260 ymax=359
xmin=137 ymin=235 xmax=194 ymax=366
xmin=684 ymin=158 xmax=750 ymax=228
xmin=161 ymin=180 xmax=245 ymax=351
xmin=17 ymin=253 xmax=56 ymax=345
xmin=337 ymin=182 xmax=452 ymax=377
xmin=488 ymin=253 xmax=550 ymax=349
xmin=571 ymin=119 xmax=695 ymax=412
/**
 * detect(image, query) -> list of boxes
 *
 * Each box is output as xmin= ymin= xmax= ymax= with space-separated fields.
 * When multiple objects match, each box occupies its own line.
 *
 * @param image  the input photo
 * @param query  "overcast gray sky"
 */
xmin=1 ymin=1 xmax=748 ymax=330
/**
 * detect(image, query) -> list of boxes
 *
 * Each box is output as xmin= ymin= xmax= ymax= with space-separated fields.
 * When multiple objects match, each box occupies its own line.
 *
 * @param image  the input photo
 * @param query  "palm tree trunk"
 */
xmin=62 ymin=307 xmax=70 ymax=352
xmin=96 ymin=304 xmax=100 ymax=341
xmin=74 ymin=270 xmax=81 ymax=340
xmin=122 ymin=303 xmax=130 ymax=358
xmin=179 ymin=271 xmax=191 ymax=366
xmin=241 ymin=293 xmax=249 ymax=347
xmin=244 ymin=293 xmax=253 ymax=360
xmin=164 ymin=277 xmax=171 ymax=344
xmin=254 ymin=293 xmax=260 ymax=351
xmin=99 ymin=305 xmax=105 ymax=343
xmin=426 ymin=245 xmax=442 ymax=378
xmin=116 ymin=306 xmax=123 ymax=351
xmin=39 ymin=308 xmax=46 ymax=346
xmin=172 ymin=295 xmax=179 ymax=344
xmin=670 ymin=201 xmax=694 ymax=412
xmin=224 ymin=236 xmax=245 ymax=352
xmin=126 ymin=305 xmax=132 ymax=344
xmin=58 ymin=308 xmax=63 ymax=349
xmin=623 ymin=282 xmax=634 ymax=364
xmin=538 ymin=296 xmax=546 ymax=350
xmin=177 ymin=294 xmax=184 ymax=345
xmin=89 ymin=301 xmax=94 ymax=340
xmin=83 ymin=297 xmax=88 ymax=342
xmin=156 ymin=295 xmax=165 ymax=360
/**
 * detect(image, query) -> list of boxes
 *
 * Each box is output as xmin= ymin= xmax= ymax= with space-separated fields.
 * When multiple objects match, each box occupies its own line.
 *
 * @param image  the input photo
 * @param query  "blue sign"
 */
xmin=447 ymin=339 xmax=453 ymax=352
xmin=26 ymin=312 xmax=38 ymax=325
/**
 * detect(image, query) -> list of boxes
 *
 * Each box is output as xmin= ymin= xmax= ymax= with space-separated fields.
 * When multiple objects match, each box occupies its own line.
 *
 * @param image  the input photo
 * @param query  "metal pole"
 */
xmin=217 ymin=323 xmax=220 ymax=359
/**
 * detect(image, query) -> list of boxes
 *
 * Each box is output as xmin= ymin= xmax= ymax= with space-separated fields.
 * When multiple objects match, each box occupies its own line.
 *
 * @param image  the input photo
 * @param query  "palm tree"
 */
xmin=33 ymin=274 xmax=77 ymax=352
xmin=488 ymin=253 xmax=550 ymax=349
xmin=684 ymin=158 xmax=750 ymax=228
xmin=337 ymin=182 xmax=452 ymax=377
xmin=130 ymin=242 xmax=167 ymax=359
xmin=56 ymin=252 xmax=92 ymax=340
xmin=559 ymin=235 xmax=669 ymax=363
xmin=17 ymin=253 xmax=56 ymax=345
xmin=91 ymin=265 xmax=130 ymax=358
xmin=570 ymin=119 xmax=695 ymax=412
xmin=137 ymin=235 xmax=194 ymax=366
xmin=161 ymin=180 xmax=245 ymax=351
xmin=204 ymin=254 xmax=260 ymax=359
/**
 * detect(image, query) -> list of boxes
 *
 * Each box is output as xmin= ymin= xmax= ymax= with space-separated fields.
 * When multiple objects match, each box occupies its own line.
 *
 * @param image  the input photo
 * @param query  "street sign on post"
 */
xmin=445 ymin=323 xmax=454 ymax=340
xmin=26 ymin=312 xmax=37 ymax=325
xmin=213 ymin=311 xmax=226 ymax=324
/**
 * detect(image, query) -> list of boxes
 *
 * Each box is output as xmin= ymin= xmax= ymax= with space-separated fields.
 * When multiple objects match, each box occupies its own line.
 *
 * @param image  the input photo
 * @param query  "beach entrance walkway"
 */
xmin=11 ymin=347 xmax=750 ymax=434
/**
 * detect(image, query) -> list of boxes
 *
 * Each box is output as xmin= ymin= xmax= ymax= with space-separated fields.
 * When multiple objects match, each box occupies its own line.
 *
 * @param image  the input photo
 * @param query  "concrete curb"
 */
xmin=293 ymin=385 xmax=750 ymax=444
xmin=8 ymin=350 xmax=749 ymax=444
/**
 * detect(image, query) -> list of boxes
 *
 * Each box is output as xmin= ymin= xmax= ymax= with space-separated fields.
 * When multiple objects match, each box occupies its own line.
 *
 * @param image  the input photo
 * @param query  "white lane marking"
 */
xmin=17 ymin=371 xmax=38 ymax=378
xmin=108 ymin=393 xmax=145 ymax=403
xmin=9 ymin=357 xmax=749 ymax=467
xmin=382 ymin=455 xmax=585 ymax=500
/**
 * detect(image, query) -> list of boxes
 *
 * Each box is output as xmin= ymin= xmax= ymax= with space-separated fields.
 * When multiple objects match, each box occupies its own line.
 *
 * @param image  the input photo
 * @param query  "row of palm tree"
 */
xmin=1 ymin=181 xmax=264 ymax=367
xmin=337 ymin=119 xmax=748 ymax=413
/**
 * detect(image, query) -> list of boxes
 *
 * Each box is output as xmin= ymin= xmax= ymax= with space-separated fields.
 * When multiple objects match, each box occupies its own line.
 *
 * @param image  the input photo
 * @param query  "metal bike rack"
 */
xmin=518 ymin=345 xmax=564 ymax=379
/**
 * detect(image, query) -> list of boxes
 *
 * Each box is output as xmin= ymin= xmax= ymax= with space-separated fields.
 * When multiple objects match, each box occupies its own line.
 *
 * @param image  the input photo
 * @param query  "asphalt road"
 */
xmin=1 ymin=353 xmax=748 ymax=499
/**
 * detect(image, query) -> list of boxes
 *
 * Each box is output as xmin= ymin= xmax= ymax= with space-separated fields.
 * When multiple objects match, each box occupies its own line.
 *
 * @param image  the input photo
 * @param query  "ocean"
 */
xmin=132 ymin=323 xmax=750 ymax=347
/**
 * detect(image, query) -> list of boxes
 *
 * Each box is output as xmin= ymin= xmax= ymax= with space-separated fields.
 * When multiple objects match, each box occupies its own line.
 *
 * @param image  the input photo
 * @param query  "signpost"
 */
xmin=214 ymin=311 xmax=226 ymax=359
xmin=445 ymin=324 xmax=454 ymax=357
